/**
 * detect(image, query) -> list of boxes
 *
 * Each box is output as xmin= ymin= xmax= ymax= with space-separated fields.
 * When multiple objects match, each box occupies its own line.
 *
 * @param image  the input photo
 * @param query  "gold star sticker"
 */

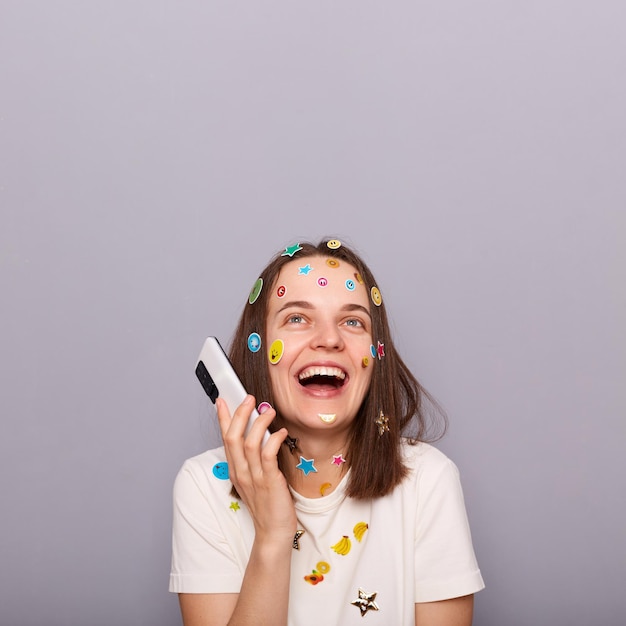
xmin=229 ymin=501 xmax=240 ymax=512
xmin=292 ymin=529 xmax=305 ymax=550
xmin=351 ymin=587 xmax=380 ymax=616
xmin=375 ymin=411 xmax=389 ymax=436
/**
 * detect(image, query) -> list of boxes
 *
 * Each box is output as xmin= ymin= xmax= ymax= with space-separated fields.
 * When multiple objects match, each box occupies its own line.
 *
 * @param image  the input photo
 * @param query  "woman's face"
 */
xmin=265 ymin=255 xmax=374 ymax=435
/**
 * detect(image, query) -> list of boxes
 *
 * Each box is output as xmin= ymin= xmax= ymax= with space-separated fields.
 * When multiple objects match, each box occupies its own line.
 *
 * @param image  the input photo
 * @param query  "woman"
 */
xmin=170 ymin=239 xmax=484 ymax=625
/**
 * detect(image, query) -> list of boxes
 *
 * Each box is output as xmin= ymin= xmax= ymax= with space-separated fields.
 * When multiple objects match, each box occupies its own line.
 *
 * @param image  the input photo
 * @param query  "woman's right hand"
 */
xmin=216 ymin=395 xmax=297 ymax=545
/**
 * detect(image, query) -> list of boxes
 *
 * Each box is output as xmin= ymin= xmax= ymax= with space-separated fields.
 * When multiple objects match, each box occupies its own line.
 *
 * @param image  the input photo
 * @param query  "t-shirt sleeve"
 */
xmin=414 ymin=455 xmax=485 ymax=602
xmin=169 ymin=459 xmax=244 ymax=594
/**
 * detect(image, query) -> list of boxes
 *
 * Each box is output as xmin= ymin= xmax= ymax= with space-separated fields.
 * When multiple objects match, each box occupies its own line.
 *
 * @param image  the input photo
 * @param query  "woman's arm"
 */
xmin=415 ymin=594 xmax=474 ymax=626
xmin=179 ymin=396 xmax=296 ymax=626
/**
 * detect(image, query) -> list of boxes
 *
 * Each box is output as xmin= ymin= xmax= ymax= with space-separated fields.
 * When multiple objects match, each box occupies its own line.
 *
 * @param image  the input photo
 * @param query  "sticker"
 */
xmin=304 ymin=571 xmax=325 ymax=585
xmin=317 ymin=277 xmax=328 ymax=287
xmin=351 ymin=588 xmax=379 ymax=616
xmin=296 ymin=456 xmax=317 ymax=476
xmin=332 ymin=454 xmax=346 ymax=466
xmin=320 ymin=482 xmax=332 ymax=496
xmin=370 ymin=286 xmax=382 ymax=306
xmin=276 ymin=285 xmax=286 ymax=297
xmin=229 ymin=501 xmax=241 ymax=512
xmin=282 ymin=243 xmax=303 ymax=257
xmin=353 ymin=522 xmax=368 ymax=542
xmin=248 ymin=278 xmax=263 ymax=304
xmin=268 ymin=339 xmax=284 ymax=365
xmin=376 ymin=411 xmax=389 ymax=436
xmin=298 ymin=264 xmax=313 ymax=275
xmin=370 ymin=344 xmax=377 ymax=358
xmin=318 ymin=413 xmax=336 ymax=424
xmin=345 ymin=279 xmax=356 ymax=291
xmin=317 ymin=561 xmax=331 ymax=574
xmin=212 ymin=462 xmax=229 ymax=480
xmin=247 ymin=332 xmax=261 ymax=353
xmin=376 ymin=341 xmax=385 ymax=359
xmin=331 ymin=535 xmax=351 ymax=555
xmin=362 ymin=356 xmax=370 ymax=368
xmin=284 ymin=435 xmax=299 ymax=452
xmin=354 ymin=272 xmax=364 ymax=284
xmin=293 ymin=529 xmax=305 ymax=550
xmin=257 ymin=401 xmax=272 ymax=414
xmin=327 ymin=240 xmax=342 ymax=249
xmin=326 ymin=258 xmax=340 ymax=269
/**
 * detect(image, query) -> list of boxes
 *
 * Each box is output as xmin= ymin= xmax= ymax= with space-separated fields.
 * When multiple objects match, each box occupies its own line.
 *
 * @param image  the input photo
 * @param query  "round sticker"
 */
xmin=247 ymin=332 xmax=261 ymax=353
xmin=362 ymin=356 xmax=370 ymax=368
xmin=354 ymin=272 xmax=364 ymax=284
xmin=212 ymin=462 xmax=229 ymax=480
xmin=327 ymin=240 xmax=341 ymax=249
xmin=370 ymin=344 xmax=377 ymax=358
xmin=268 ymin=339 xmax=284 ymax=365
xmin=248 ymin=277 xmax=263 ymax=304
xmin=317 ymin=277 xmax=328 ymax=287
xmin=370 ymin=286 xmax=382 ymax=306
xmin=276 ymin=285 xmax=286 ymax=298
xmin=326 ymin=258 xmax=340 ymax=269
xmin=345 ymin=279 xmax=355 ymax=291
xmin=257 ymin=401 xmax=272 ymax=414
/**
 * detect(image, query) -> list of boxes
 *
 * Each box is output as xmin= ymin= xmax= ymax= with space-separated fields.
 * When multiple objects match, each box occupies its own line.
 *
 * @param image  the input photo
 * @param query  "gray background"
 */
xmin=1 ymin=1 xmax=624 ymax=625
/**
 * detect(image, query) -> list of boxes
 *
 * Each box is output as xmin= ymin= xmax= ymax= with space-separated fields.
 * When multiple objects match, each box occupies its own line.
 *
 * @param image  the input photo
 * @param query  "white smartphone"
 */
xmin=195 ymin=336 xmax=270 ymax=445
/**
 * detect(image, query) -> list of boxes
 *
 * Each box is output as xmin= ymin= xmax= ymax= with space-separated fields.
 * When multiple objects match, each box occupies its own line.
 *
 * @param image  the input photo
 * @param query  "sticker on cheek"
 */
xmin=276 ymin=285 xmax=286 ymax=298
xmin=317 ymin=277 xmax=328 ymax=287
xmin=370 ymin=286 xmax=382 ymax=306
xmin=247 ymin=332 xmax=261 ymax=353
xmin=362 ymin=356 xmax=370 ymax=368
xmin=268 ymin=339 xmax=284 ymax=365
xmin=370 ymin=344 xmax=377 ymax=358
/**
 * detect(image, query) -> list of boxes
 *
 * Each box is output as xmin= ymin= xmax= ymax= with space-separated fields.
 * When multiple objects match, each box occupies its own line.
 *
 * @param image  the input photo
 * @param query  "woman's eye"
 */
xmin=288 ymin=314 xmax=304 ymax=324
xmin=345 ymin=318 xmax=363 ymax=328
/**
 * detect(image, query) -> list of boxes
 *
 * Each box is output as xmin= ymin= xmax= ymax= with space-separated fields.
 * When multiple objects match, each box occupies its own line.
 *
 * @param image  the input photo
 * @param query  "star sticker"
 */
xmin=281 ymin=243 xmax=303 ymax=257
xmin=293 ymin=529 xmax=305 ymax=550
xmin=375 ymin=411 xmax=389 ymax=436
xmin=332 ymin=454 xmax=346 ymax=466
xmin=229 ymin=501 xmax=240 ymax=512
xmin=296 ymin=456 xmax=317 ymax=476
xmin=351 ymin=588 xmax=380 ymax=616
xmin=284 ymin=435 xmax=299 ymax=452
xmin=376 ymin=341 xmax=385 ymax=359
xmin=298 ymin=263 xmax=313 ymax=275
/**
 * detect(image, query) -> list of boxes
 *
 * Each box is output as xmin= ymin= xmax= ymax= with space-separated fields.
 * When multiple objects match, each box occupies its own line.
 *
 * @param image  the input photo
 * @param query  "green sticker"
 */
xmin=248 ymin=277 xmax=263 ymax=304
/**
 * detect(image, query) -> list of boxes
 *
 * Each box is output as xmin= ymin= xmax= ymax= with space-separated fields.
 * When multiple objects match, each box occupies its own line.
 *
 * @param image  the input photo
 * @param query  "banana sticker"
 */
xmin=353 ymin=521 xmax=369 ymax=542
xmin=331 ymin=535 xmax=352 ymax=556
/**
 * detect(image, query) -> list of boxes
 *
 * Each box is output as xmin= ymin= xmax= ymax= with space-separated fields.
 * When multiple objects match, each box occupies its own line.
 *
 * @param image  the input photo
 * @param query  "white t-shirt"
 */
xmin=169 ymin=440 xmax=484 ymax=625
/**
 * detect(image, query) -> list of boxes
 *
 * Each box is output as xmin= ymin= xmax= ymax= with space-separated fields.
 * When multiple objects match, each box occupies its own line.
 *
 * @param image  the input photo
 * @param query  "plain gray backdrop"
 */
xmin=1 ymin=2 xmax=624 ymax=625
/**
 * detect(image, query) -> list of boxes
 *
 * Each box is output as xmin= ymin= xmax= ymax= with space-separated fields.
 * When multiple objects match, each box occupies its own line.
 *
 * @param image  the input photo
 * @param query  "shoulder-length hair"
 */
xmin=228 ymin=239 xmax=447 ymax=499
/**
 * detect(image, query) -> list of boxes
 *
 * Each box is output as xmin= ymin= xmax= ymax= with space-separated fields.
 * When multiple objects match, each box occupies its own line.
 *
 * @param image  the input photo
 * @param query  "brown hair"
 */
xmin=228 ymin=239 xmax=447 ymax=499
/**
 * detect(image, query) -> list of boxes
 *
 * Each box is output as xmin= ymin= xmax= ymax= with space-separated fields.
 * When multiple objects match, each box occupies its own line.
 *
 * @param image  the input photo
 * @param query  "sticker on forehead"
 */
xmin=247 ymin=332 xmax=261 ymax=353
xmin=282 ymin=243 xmax=303 ymax=257
xmin=327 ymin=240 xmax=341 ymax=250
xmin=354 ymin=272 xmax=364 ymax=284
xmin=298 ymin=264 xmax=313 ymax=275
xmin=276 ymin=285 xmax=286 ymax=298
xmin=326 ymin=258 xmax=340 ymax=269
xmin=248 ymin=278 xmax=263 ymax=304
xmin=317 ymin=277 xmax=328 ymax=287
xmin=370 ymin=286 xmax=382 ymax=306
xmin=268 ymin=339 xmax=284 ymax=365
xmin=345 ymin=279 xmax=356 ymax=291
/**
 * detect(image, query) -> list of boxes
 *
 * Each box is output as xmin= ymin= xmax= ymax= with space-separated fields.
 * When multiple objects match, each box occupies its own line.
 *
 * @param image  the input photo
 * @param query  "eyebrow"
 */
xmin=275 ymin=300 xmax=371 ymax=318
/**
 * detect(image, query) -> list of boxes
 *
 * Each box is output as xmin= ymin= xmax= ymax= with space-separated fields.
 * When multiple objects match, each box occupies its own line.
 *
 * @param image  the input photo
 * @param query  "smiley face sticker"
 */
xmin=212 ymin=462 xmax=229 ymax=480
xmin=276 ymin=285 xmax=286 ymax=298
xmin=317 ymin=277 xmax=328 ymax=287
xmin=370 ymin=286 xmax=382 ymax=307
xmin=248 ymin=278 xmax=263 ymax=304
xmin=268 ymin=339 xmax=284 ymax=365
xmin=345 ymin=279 xmax=356 ymax=291
xmin=327 ymin=240 xmax=341 ymax=250
xmin=247 ymin=332 xmax=261 ymax=353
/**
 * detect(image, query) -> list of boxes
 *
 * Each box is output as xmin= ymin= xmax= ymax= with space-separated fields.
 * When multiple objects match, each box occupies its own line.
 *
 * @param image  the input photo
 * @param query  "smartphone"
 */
xmin=195 ymin=336 xmax=270 ymax=445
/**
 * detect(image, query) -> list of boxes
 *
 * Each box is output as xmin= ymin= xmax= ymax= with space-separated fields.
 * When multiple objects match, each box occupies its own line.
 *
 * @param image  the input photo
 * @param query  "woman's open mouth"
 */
xmin=298 ymin=366 xmax=346 ymax=391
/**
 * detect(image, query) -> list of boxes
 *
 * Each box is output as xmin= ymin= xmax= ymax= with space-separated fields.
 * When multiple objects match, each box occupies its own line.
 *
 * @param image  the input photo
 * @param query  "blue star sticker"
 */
xmin=296 ymin=457 xmax=318 ymax=476
xmin=281 ymin=243 xmax=303 ymax=257
xmin=298 ymin=263 xmax=313 ymax=275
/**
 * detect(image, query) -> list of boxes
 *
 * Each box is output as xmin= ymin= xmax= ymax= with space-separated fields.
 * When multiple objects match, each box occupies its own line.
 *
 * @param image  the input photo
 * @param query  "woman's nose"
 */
xmin=311 ymin=320 xmax=344 ymax=350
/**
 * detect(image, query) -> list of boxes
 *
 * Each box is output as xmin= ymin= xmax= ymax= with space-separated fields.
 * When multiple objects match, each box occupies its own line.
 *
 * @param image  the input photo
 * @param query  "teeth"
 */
xmin=298 ymin=366 xmax=346 ymax=381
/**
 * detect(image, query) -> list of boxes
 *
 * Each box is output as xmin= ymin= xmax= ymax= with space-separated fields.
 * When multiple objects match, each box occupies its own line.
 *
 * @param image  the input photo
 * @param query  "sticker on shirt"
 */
xmin=331 ymin=535 xmax=352 ymax=556
xmin=212 ymin=462 xmax=229 ymax=480
xmin=304 ymin=561 xmax=331 ymax=585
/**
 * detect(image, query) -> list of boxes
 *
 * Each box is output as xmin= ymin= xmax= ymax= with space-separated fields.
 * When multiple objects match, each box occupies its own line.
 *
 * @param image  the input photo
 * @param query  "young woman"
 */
xmin=170 ymin=240 xmax=484 ymax=625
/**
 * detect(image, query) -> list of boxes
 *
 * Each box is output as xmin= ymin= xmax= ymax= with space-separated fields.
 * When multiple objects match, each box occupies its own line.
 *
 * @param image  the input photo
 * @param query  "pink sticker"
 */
xmin=317 ymin=277 xmax=328 ymax=287
xmin=258 ymin=402 xmax=272 ymax=414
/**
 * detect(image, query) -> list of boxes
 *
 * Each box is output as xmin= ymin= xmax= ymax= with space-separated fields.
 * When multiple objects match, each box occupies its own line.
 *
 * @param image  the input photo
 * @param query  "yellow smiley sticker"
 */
xmin=326 ymin=258 xmax=340 ymax=269
xmin=327 ymin=240 xmax=341 ymax=249
xmin=370 ymin=286 xmax=382 ymax=307
xmin=268 ymin=339 xmax=284 ymax=365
